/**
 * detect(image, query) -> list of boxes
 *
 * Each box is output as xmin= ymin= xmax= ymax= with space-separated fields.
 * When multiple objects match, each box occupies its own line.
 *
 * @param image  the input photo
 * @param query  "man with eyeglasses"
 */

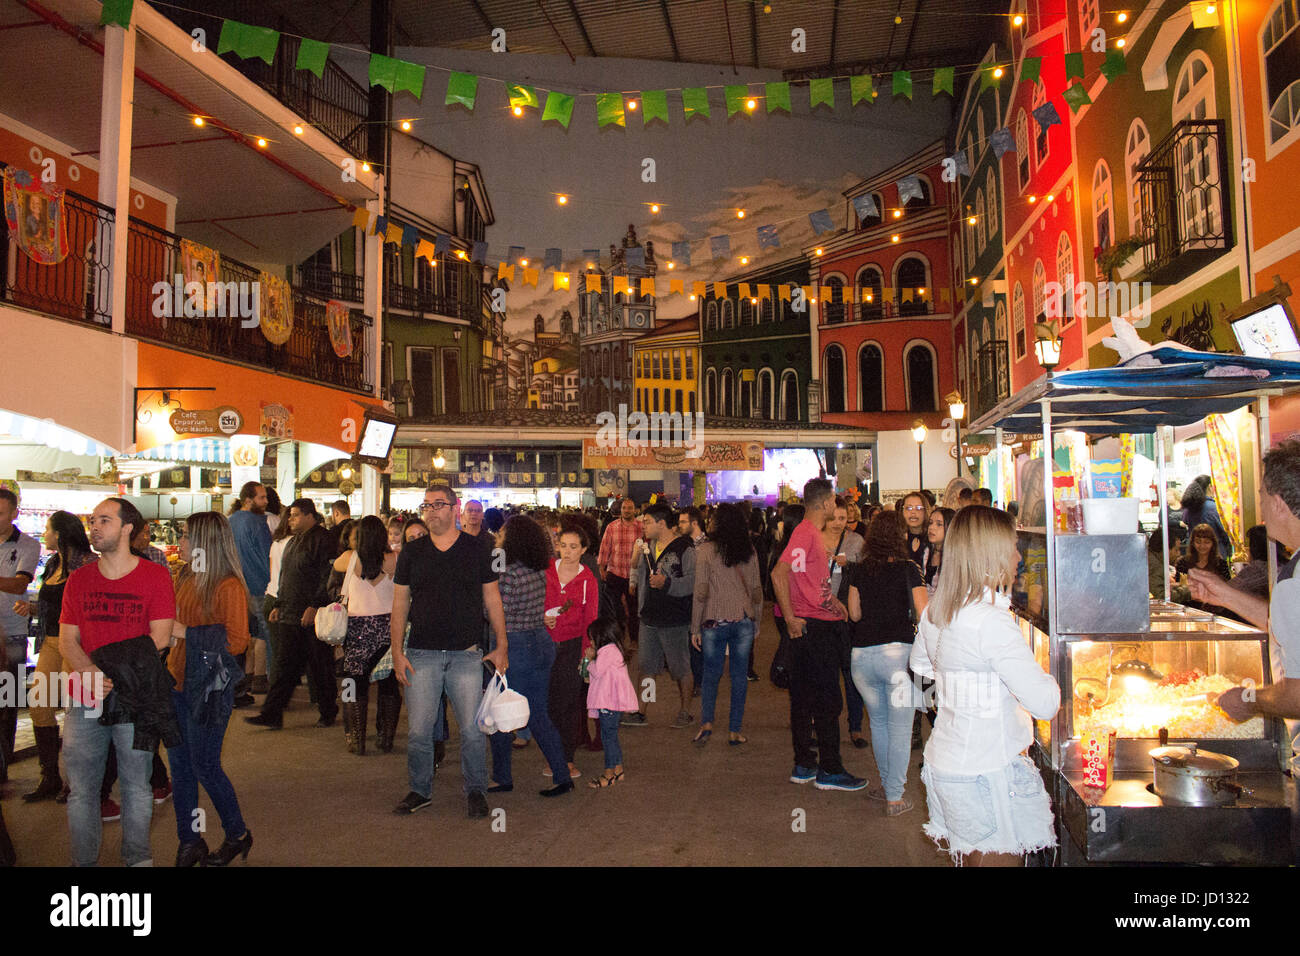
xmin=390 ymin=485 xmax=508 ymax=820
xmin=246 ymin=499 xmax=337 ymax=730
xmin=899 ymin=492 xmax=930 ymax=573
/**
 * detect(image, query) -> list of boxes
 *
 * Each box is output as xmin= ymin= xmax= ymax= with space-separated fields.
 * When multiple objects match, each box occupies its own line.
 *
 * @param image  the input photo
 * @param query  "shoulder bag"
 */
xmin=314 ymin=553 xmax=352 ymax=646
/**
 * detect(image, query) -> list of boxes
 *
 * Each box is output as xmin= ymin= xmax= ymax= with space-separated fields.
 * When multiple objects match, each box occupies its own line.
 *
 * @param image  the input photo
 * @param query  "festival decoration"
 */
xmin=3 ymin=167 xmax=70 ymax=265
xmin=326 ymin=300 xmax=353 ymax=357
xmin=258 ymin=272 xmax=293 ymax=345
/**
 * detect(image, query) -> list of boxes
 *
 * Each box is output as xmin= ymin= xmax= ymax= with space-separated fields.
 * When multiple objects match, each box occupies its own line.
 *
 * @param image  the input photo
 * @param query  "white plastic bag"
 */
xmin=314 ymin=602 xmax=348 ymax=645
xmin=491 ymin=677 xmax=530 ymax=733
xmin=475 ymin=672 xmax=506 ymax=734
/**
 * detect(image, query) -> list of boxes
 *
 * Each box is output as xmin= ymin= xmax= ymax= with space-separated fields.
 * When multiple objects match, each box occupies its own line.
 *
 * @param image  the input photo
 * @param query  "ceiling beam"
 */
xmin=661 ymin=0 xmax=681 ymax=62
xmin=567 ymin=0 xmax=598 ymax=57
xmin=321 ymin=0 xmax=365 ymax=44
xmin=722 ymin=0 xmax=738 ymax=76
xmin=828 ymin=0 xmax=839 ymax=70
xmin=750 ymin=0 xmax=759 ymax=68
xmin=467 ymin=0 xmax=494 ymax=33
xmin=900 ymin=0 xmax=922 ymax=65
xmin=537 ymin=0 xmax=577 ymax=62
xmin=782 ymin=46 xmax=980 ymax=80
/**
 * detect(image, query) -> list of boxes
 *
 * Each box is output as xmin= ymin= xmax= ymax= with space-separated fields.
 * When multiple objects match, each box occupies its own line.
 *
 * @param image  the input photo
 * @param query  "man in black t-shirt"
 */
xmin=390 ymin=485 xmax=508 ymax=820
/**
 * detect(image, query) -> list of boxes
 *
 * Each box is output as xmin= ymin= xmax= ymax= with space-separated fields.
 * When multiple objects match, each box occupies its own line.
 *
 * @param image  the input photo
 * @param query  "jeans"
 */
xmin=261 ymin=621 xmax=337 ymax=721
xmin=247 ymin=591 xmax=268 ymax=675
xmin=64 ymin=699 xmax=154 ymax=866
xmin=700 ymin=619 xmax=755 ymax=733
xmin=488 ymin=628 xmax=571 ymax=787
xmin=405 ymin=648 xmax=488 ymax=797
xmin=850 ymin=643 xmax=915 ymax=801
xmin=598 ymin=709 xmax=623 ymax=769
xmin=789 ymin=619 xmax=846 ymax=775
xmin=261 ymin=594 xmax=280 ymax=686
xmin=839 ymin=621 xmax=864 ymax=733
xmin=167 ymin=689 xmax=246 ymax=846
xmin=548 ymin=639 xmax=583 ymax=763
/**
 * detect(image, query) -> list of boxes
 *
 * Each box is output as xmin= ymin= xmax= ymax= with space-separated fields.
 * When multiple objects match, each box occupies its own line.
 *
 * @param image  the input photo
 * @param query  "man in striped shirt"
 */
xmin=598 ymin=498 xmax=642 ymax=646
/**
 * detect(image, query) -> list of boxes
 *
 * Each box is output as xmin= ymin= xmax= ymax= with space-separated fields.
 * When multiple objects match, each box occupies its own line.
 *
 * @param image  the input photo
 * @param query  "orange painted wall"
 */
xmin=134 ymin=343 xmax=377 ymax=453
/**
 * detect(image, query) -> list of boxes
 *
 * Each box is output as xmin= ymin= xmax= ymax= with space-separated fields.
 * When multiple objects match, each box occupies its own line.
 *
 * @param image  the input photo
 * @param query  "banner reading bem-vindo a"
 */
xmin=582 ymin=438 xmax=764 ymax=471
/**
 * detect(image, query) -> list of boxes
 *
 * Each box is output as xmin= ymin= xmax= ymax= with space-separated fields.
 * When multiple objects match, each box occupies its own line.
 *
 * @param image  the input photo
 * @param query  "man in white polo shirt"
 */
xmin=0 ymin=487 xmax=40 ymax=781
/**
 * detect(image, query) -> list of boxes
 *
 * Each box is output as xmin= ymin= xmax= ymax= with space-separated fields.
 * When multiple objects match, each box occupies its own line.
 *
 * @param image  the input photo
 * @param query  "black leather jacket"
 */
xmin=91 ymin=634 xmax=181 ymax=751
xmin=274 ymin=522 xmax=333 ymax=617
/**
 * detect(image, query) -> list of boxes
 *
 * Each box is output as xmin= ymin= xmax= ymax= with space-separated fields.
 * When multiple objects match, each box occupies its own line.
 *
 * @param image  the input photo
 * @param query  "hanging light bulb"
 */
xmin=993 ymin=66 xmax=1005 ymax=78
xmin=360 ymin=160 xmax=370 ymax=171
xmin=746 ymin=98 xmax=757 ymax=110
xmin=740 ymin=256 xmax=749 ymax=265
xmin=293 ymin=124 xmax=304 ymax=135
xmin=628 ymin=98 xmax=638 ymax=111
xmin=193 ymin=116 xmax=205 ymax=127
xmin=891 ymin=234 xmax=901 ymax=242
xmin=256 ymin=137 xmax=268 ymax=148
xmin=400 ymin=120 xmax=412 ymax=131
xmin=512 ymin=106 xmax=523 ymax=117
xmin=1013 ymin=13 xmax=1024 ymax=25
xmin=650 ymin=203 xmax=660 ymax=213
xmin=557 ymin=194 xmax=568 ymax=205
xmin=1117 ymin=11 xmax=1128 ymax=22
xmin=736 ymin=209 xmax=746 ymax=219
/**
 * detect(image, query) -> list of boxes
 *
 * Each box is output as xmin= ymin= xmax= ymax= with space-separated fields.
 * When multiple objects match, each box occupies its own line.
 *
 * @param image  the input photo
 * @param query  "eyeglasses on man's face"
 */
xmin=419 ymin=500 xmax=452 ymax=513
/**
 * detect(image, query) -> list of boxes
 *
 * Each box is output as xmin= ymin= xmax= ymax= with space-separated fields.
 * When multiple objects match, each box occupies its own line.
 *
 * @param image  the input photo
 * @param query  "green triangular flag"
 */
xmin=1064 ymin=51 xmax=1085 ymax=81
xmin=446 ymin=72 xmax=478 ymax=110
xmin=682 ymin=87 xmax=710 ymax=120
xmin=542 ymin=90 xmax=575 ymax=128
xmin=641 ymin=89 xmax=668 ymax=124
xmin=99 ymin=0 xmax=133 ymax=28
xmin=1100 ymin=49 xmax=1127 ymax=80
xmin=242 ymin=25 xmax=279 ymax=65
xmin=507 ymin=84 xmax=539 ymax=110
xmin=1062 ymin=82 xmax=1092 ymax=113
xmin=296 ymin=38 xmax=329 ymax=77
xmin=369 ymin=53 xmax=399 ymax=91
xmin=596 ymin=93 xmax=625 ymax=128
xmin=1021 ymin=56 xmax=1042 ymax=84
xmin=394 ymin=60 xmax=425 ymax=99
xmin=892 ymin=71 xmax=912 ymax=99
xmin=725 ymin=85 xmax=749 ymax=117
xmin=217 ymin=20 xmax=242 ymax=56
xmin=932 ymin=67 xmax=954 ymax=96
xmin=980 ymin=65 xmax=1001 ymax=91
xmin=850 ymin=74 xmax=874 ymax=105
xmin=809 ymin=77 xmax=834 ymax=109
xmin=765 ymin=82 xmax=791 ymax=113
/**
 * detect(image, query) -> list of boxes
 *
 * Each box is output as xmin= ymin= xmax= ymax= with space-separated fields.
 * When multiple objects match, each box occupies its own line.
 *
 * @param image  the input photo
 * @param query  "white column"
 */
xmin=806 ymin=299 xmax=821 ymax=423
xmin=277 ymin=442 xmax=297 ymax=507
xmin=98 ymin=19 xmax=136 ymax=336
xmin=364 ymin=177 xmax=385 ymax=399
xmin=362 ymin=463 xmax=380 ymax=515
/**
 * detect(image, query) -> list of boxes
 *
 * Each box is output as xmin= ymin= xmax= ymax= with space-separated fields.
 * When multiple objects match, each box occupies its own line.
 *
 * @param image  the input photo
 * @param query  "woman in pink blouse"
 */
xmin=545 ymin=522 xmax=600 ymax=777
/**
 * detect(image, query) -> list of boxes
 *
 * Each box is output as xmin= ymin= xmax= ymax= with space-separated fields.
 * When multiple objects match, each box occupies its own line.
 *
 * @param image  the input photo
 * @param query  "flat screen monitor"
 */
xmin=1230 ymin=302 xmax=1300 ymax=359
xmin=355 ymin=409 xmax=398 ymax=466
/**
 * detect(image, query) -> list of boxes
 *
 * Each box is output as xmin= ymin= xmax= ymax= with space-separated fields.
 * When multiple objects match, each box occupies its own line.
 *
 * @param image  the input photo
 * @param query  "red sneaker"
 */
xmin=101 ymin=798 xmax=121 ymax=822
xmin=153 ymin=782 xmax=172 ymax=804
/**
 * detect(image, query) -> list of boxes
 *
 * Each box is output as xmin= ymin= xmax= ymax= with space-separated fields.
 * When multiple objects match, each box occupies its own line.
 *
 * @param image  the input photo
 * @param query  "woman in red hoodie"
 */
xmin=545 ymin=520 xmax=600 ymax=778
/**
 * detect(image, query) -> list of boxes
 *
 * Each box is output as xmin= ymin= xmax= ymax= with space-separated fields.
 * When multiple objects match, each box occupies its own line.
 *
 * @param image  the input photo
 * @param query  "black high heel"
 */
xmin=206 ymin=830 xmax=253 ymax=866
xmin=175 ymin=839 xmax=210 ymax=867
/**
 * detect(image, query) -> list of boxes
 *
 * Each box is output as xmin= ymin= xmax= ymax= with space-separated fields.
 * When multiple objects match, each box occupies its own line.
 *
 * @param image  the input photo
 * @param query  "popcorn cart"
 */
xmin=968 ymin=347 xmax=1300 ymax=865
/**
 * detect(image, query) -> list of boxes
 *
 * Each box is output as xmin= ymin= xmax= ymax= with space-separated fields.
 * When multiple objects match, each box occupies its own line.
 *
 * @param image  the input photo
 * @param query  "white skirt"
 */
xmin=920 ymin=754 xmax=1057 ymax=864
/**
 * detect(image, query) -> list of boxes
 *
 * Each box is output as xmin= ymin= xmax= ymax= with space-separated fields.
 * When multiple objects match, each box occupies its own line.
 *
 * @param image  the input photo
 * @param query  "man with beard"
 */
xmin=230 ymin=482 xmax=272 ymax=697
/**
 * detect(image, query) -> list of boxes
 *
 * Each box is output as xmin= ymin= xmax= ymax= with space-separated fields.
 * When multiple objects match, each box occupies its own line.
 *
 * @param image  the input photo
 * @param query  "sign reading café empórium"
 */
xmin=169 ymin=406 xmax=242 ymax=438
xmin=582 ymin=438 xmax=764 ymax=471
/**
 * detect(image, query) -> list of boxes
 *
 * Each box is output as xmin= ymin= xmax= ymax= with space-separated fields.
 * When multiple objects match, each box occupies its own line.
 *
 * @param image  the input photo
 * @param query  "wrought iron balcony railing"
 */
xmin=972 ymin=339 xmax=1010 ymax=419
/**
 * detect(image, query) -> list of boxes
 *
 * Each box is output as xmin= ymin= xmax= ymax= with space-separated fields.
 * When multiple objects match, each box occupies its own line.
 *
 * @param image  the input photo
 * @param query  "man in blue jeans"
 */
xmin=229 ymin=482 xmax=272 ymax=699
xmin=390 ymin=484 xmax=508 ymax=820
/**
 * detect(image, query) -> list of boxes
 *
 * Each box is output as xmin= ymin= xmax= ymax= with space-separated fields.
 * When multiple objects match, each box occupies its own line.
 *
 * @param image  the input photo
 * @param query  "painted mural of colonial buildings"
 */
xmin=578 ymin=224 xmax=658 ymax=413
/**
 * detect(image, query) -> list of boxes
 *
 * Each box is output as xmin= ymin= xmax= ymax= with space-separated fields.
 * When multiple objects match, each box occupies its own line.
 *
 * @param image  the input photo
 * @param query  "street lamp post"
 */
xmin=911 ymin=419 xmax=928 ymax=492
xmin=946 ymin=390 xmax=966 ymax=478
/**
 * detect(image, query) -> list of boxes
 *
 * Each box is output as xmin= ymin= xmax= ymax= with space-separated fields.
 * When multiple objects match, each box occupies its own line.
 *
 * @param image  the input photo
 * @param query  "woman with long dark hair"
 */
xmin=846 ymin=510 xmax=928 ymax=815
xmin=488 ymin=515 xmax=576 ymax=796
xmin=924 ymin=507 xmax=957 ymax=592
xmin=690 ymin=503 xmax=764 ymax=745
xmin=546 ymin=519 xmax=600 ymax=779
xmin=262 ymin=505 xmax=295 ymax=692
xmin=16 ymin=512 xmax=93 ymax=802
xmin=339 ymin=516 xmax=400 ymax=755
xmin=169 ymin=512 xmax=252 ymax=866
xmin=1179 ymin=477 xmax=1233 ymax=559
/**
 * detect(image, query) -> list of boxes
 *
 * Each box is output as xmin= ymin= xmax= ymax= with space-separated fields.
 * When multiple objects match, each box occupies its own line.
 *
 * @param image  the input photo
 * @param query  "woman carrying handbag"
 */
xmin=337 ymin=516 xmax=399 ymax=755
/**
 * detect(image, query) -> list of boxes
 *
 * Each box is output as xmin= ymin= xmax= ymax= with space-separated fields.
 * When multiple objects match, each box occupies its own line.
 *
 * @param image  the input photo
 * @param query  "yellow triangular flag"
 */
xmin=613 ymin=275 xmax=629 ymax=295
xmin=778 ymin=284 xmax=791 ymax=301
xmin=416 ymin=239 xmax=436 ymax=262
xmin=713 ymin=282 xmax=727 ymax=300
xmin=693 ymin=282 xmax=707 ymax=297
xmin=884 ymin=287 xmax=895 ymax=300
xmin=739 ymin=283 xmax=752 ymax=298
xmin=553 ymin=272 xmax=570 ymax=291
xmin=385 ymin=223 xmax=403 ymax=244
xmin=670 ymin=279 xmax=685 ymax=295
xmin=587 ymin=273 xmax=603 ymax=293
xmin=498 ymin=262 xmax=516 ymax=281
xmin=819 ymin=286 xmax=832 ymax=303
xmin=940 ymin=287 xmax=951 ymax=304
xmin=757 ymin=284 xmax=771 ymax=300
xmin=352 ymin=208 xmax=370 ymax=230
xmin=640 ymin=277 xmax=656 ymax=297
xmin=524 ymin=267 xmax=539 ymax=287
xmin=802 ymin=285 xmax=816 ymax=303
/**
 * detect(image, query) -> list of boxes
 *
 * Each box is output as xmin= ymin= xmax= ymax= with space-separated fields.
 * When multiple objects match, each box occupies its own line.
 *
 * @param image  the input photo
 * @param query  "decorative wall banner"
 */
xmin=3 ymin=167 xmax=69 ymax=265
xmin=326 ymin=300 xmax=353 ymax=358
xmin=582 ymin=438 xmax=764 ymax=471
xmin=259 ymin=402 xmax=294 ymax=441
xmin=230 ymin=433 xmax=261 ymax=492
xmin=180 ymin=238 xmax=220 ymax=310
xmin=259 ymin=272 xmax=293 ymax=345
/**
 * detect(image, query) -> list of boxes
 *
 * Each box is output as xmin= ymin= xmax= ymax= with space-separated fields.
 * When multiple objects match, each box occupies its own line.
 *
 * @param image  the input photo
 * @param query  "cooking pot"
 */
xmin=1149 ymin=744 xmax=1250 ymax=806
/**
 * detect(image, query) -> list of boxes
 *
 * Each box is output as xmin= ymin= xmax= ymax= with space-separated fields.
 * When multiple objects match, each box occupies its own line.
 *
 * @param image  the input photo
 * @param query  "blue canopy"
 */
xmin=968 ymin=347 xmax=1300 ymax=435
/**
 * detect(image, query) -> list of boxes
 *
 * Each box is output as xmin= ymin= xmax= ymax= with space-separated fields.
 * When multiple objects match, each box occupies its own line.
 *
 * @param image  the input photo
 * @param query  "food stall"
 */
xmin=969 ymin=346 xmax=1300 ymax=865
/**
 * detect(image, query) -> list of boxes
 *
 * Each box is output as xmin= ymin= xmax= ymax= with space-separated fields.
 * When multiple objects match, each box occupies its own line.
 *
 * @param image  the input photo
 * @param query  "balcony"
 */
xmin=816 ymin=296 xmax=939 ymax=326
xmin=972 ymin=339 xmax=1010 ymax=420
xmin=1135 ymin=120 xmax=1232 ymax=285
xmin=298 ymin=264 xmax=364 ymax=303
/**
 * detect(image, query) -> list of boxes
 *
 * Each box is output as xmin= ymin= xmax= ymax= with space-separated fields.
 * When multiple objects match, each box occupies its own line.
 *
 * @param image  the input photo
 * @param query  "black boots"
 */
xmin=176 ymin=838 xmax=210 ymax=867
xmin=341 ymin=701 xmax=365 ymax=755
xmin=23 ymin=726 xmax=63 ymax=803
xmin=375 ymin=692 xmax=401 ymax=754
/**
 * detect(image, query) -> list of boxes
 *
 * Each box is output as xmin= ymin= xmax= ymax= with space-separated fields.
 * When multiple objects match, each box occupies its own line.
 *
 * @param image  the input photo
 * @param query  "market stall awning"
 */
xmin=969 ymin=348 xmax=1300 ymax=435
xmin=120 ymin=439 xmax=230 ymax=464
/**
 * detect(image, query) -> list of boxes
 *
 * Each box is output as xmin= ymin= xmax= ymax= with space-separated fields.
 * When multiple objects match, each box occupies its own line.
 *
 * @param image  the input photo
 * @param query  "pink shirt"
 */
xmin=586 ymin=643 xmax=638 ymax=716
xmin=778 ymin=520 xmax=838 ymax=621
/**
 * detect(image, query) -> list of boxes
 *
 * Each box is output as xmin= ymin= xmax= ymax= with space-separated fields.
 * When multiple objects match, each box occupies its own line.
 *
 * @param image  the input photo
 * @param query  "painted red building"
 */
xmin=811 ymin=139 xmax=958 ymax=433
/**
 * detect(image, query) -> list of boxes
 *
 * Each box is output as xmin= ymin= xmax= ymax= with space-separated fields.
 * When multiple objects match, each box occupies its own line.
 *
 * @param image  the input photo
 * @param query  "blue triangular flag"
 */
xmin=472 ymin=241 xmax=488 ymax=264
xmin=401 ymin=224 xmax=420 ymax=247
xmin=373 ymin=214 xmax=388 ymax=237
xmin=989 ymin=127 xmax=1015 ymax=158
xmin=507 ymin=245 xmax=526 ymax=265
xmin=434 ymin=234 xmax=451 ymax=255
xmin=809 ymin=208 xmax=834 ymax=235
xmin=671 ymin=241 xmax=691 ymax=267
xmin=852 ymin=194 xmax=879 ymax=219
xmin=625 ymin=246 xmax=645 ymax=269
xmin=897 ymin=174 xmax=923 ymax=205
xmin=950 ymin=152 xmax=971 ymax=177
xmin=757 ymin=224 xmax=780 ymax=249
xmin=1032 ymin=101 xmax=1061 ymax=131
xmin=710 ymin=235 xmax=730 ymax=260
xmin=544 ymin=247 xmax=563 ymax=271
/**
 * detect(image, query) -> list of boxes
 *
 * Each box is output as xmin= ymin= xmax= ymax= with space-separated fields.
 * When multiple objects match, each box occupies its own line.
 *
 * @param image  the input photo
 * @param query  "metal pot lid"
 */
xmin=1149 ymin=745 xmax=1239 ymax=774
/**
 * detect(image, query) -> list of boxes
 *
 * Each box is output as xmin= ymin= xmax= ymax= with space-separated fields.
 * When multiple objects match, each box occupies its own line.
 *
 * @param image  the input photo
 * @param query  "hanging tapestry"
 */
xmin=326 ymin=299 xmax=353 ymax=357
xmin=1205 ymin=413 xmax=1241 ymax=556
xmin=3 ymin=167 xmax=70 ymax=264
xmin=259 ymin=271 xmax=293 ymax=345
xmin=180 ymin=238 xmax=221 ymax=314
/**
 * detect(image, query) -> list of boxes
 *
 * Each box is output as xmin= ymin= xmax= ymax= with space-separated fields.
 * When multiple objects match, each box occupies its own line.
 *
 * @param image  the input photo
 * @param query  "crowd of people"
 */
xmin=5 ymin=441 xmax=1300 ymax=867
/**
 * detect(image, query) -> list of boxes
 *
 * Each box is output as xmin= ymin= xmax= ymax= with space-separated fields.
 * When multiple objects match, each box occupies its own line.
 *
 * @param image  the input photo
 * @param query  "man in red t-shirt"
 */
xmin=772 ymin=477 xmax=866 ymax=793
xmin=60 ymin=497 xmax=174 ymax=867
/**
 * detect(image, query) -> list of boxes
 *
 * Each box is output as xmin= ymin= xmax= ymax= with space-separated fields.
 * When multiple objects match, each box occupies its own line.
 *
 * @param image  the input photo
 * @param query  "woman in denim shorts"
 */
xmin=909 ymin=506 xmax=1061 ymax=866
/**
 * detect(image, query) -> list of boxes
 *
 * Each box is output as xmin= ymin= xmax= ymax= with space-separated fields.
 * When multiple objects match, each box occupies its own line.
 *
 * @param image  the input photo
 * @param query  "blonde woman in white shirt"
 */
xmin=909 ymin=506 xmax=1060 ymax=866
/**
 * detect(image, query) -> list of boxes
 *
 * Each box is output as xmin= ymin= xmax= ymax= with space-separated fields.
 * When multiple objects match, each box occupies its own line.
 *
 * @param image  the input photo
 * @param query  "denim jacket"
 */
xmin=182 ymin=623 xmax=242 ymax=726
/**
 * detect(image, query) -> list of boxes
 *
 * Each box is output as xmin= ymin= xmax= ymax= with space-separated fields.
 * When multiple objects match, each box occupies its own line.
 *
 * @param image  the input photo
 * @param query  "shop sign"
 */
xmin=951 ymin=441 xmax=993 ymax=459
xmin=582 ymin=438 xmax=765 ymax=471
xmin=169 ymin=406 xmax=242 ymax=437
xmin=260 ymin=402 xmax=294 ymax=441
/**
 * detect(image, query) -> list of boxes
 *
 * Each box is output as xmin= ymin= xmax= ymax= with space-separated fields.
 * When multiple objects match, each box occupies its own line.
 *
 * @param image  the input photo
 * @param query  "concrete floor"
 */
xmin=3 ymin=617 xmax=945 ymax=867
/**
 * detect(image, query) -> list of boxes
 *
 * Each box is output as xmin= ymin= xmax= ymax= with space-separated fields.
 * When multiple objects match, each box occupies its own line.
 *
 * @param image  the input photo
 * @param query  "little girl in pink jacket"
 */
xmin=583 ymin=618 xmax=637 ymax=788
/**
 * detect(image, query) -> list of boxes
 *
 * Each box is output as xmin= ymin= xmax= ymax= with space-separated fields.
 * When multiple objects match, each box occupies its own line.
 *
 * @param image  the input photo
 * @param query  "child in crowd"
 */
xmin=583 ymin=617 xmax=637 ymax=788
